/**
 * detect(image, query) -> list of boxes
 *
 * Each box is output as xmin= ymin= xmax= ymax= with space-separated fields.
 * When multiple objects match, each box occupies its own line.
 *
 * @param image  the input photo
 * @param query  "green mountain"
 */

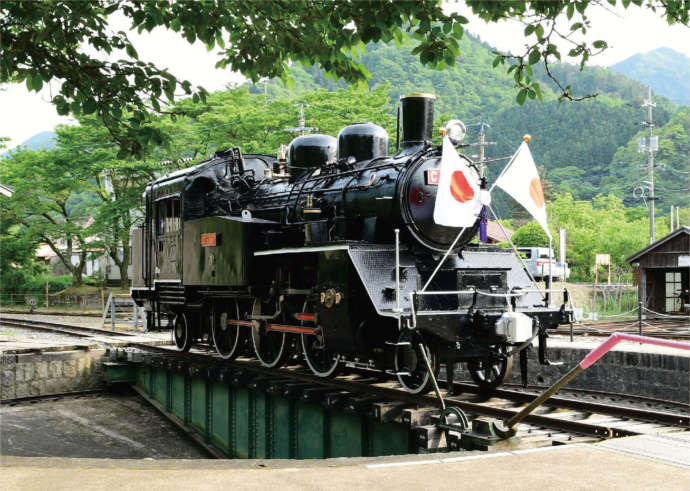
xmin=1 ymin=131 xmax=56 ymax=158
xmin=610 ymin=47 xmax=690 ymax=106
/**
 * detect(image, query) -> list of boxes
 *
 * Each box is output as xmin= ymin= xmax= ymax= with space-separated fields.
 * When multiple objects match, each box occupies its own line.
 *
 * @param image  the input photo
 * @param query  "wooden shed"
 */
xmin=626 ymin=226 xmax=690 ymax=314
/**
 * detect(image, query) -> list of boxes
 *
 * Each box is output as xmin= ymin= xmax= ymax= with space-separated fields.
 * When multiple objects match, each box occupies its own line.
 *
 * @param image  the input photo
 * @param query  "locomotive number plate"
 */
xmin=201 ymin=233 xmax=218 ymax=247
xmin=425 ymin=169 xmax=440 ymax=185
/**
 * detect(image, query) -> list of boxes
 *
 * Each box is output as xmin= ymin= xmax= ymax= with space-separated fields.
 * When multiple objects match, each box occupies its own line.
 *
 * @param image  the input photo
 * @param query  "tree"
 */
xmin=3 ymin=1 xmax=687 ymax=156
xmin=511 ymin=221 xmax=553 ymax=248
xmin=54 ymin=117 xmax=164 ymax=288
xmin=0 ymin=149 xmax=94 ymax=285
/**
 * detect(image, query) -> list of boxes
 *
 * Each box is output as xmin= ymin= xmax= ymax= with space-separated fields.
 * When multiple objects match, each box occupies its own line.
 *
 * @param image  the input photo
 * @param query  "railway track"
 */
xmin=557 ymin=317 xmax=690 ymax=339
xmin=3 ymin=315 xmax=689 ymax=451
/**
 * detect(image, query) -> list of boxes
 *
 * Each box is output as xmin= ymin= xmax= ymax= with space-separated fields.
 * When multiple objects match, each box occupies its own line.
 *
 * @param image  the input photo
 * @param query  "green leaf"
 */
xmin=535 ymin=24 xmax=544 ymax=40
xmin=492 ymin=56 xmax=501 ymax=68
xmin=528 ymin=50 xmax=541 ymax=65
xmin=524 ymin=25 xmax=535 ymax=36
xmin=516 ymin=88 xmax=527 ymax=105
xmin=32 ymin=74 xmax=43 ymax=91
xmin=125 ymin=44 xmax=138 ymax=59
xmin=567 ymin=3 xmax=574 ymax=19
xmin=593 ymin=40 xmax=607 ymax=49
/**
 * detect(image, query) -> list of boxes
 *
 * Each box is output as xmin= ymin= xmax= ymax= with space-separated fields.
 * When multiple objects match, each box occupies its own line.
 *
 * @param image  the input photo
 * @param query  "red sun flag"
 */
xmin=450 ymin=171 xmax=475 ymax=203
xmin=433 ymin=136 xmax=482 ymax=227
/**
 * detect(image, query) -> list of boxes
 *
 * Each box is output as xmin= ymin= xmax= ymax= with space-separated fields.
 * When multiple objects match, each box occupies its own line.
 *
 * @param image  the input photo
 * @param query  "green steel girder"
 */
xmin=132 ymin=363 xmax=417 ymax=459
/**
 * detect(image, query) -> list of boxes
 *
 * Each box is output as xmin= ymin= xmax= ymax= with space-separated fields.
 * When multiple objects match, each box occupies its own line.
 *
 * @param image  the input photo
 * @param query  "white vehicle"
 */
xmin=517 ymin=247 xmax=570 ymax=281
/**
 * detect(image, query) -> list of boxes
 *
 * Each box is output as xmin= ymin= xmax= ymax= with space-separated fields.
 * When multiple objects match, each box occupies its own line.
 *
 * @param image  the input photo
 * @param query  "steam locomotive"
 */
xmin=131 ymin=93 xmax=571 ymax=394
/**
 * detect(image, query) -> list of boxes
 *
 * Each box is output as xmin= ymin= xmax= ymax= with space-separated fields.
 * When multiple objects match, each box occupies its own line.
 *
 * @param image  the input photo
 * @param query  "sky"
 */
xmin=1 ymin=2 xmax=689 ymax=151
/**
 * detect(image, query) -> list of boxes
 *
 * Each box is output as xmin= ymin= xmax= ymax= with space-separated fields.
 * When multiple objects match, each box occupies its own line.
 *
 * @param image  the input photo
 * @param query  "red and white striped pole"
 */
xmin=503 ymin=333 xmax=690 ymax=433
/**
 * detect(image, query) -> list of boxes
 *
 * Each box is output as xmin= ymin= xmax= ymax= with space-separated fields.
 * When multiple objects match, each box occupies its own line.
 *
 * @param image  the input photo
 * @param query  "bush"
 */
xmin=23 ymin=274 xmax=73 ymax=293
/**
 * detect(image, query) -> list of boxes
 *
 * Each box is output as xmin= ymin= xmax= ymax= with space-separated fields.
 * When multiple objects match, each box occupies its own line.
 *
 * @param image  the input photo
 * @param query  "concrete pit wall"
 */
xmin=503 ymin=344 xmax=690 ymax=404
xmin=1 ymin=348 xmax=106 ymax=401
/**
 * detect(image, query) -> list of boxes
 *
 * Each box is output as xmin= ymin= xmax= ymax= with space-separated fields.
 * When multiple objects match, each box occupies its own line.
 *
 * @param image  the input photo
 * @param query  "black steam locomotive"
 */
xmin=131 ymin=93 xmax=571 ymax=393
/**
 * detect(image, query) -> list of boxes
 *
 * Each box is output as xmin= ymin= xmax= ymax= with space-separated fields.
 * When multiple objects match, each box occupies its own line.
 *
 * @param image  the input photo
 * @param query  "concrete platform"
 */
xmin=2 ymin=440 xmax=689 ymax=490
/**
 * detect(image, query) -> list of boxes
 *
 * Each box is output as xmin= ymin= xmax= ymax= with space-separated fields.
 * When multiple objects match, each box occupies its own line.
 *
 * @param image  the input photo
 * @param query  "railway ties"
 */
xmin=4 ymin=315 xmax=689 ymax=457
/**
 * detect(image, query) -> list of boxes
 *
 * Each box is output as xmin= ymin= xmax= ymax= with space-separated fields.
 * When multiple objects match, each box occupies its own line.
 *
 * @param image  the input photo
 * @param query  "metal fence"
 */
xmin=0 ymin=292 xmax=104 ymax=310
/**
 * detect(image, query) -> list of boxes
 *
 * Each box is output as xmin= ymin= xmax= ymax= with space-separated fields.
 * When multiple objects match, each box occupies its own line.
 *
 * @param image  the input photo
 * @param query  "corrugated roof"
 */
xmin=625 ymin=226 xmax=690 ymax=263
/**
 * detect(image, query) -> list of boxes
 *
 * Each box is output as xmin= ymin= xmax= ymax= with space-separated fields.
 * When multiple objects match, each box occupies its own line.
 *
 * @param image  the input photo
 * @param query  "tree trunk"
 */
xmin=118 ymin=260 xmax=129 ymax=289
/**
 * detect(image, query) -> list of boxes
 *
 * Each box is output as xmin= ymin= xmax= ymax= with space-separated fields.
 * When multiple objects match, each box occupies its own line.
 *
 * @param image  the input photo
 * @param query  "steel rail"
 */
xmin=0 ymin=317 xmax=137 ymax=338
xmin=450 ymin=382 xmax=689 ymax=427
xmin=500 ymin=383 xmax=690 ymax=410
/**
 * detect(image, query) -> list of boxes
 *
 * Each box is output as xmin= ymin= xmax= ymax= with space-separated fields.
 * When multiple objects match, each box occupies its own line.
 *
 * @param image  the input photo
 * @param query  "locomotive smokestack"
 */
xmin=399 ymin=93 xmax=435 ymax=153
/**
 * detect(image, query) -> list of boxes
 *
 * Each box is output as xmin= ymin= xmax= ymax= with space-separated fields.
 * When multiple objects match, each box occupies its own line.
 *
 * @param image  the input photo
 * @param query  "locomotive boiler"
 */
xmin=131 ymin=93 xmax=572 ymax=394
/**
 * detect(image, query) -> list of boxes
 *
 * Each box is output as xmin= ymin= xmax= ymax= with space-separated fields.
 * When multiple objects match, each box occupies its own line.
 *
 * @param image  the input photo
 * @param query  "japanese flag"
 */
xmin=433 ymin=136 xmax=482 ymax=227
xmin=492 ymin=141 xmax=551 ymax=239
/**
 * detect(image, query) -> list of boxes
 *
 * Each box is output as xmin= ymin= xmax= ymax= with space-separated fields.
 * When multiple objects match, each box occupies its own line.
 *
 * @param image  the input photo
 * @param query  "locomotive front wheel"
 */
xmin=173 ymin=313 xmax=193 ymax=352
xmin=467 ymin=347 xmax=513 ymax=392
xmin=212 ymin=300 xmax=247 ymax=360
xmin=394 ymin=330 xmax=439 ymax=394
xmin=301 ymin=327 xmax=341 ymax=377
xmin=250 ymin=298 xmax=289 ymax=368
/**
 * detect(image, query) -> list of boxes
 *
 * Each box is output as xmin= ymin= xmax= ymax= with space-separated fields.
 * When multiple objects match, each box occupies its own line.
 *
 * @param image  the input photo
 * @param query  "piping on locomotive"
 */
xmin=130 ymin=93 xmax=572 ymax=394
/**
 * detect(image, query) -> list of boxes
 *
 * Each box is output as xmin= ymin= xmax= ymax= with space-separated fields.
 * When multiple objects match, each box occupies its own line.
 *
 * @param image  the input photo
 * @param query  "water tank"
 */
xmin=337 ymin=122 xmax=389 ymax=162
xmin=288 ymin=134 xmax=337 ymax=178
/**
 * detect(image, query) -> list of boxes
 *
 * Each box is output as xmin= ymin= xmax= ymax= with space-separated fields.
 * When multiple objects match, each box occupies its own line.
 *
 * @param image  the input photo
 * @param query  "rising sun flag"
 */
xmin=433 ymin=136 xmax=483 ymax=228
xmin=491 ymin=139 xmax=551 ymax=239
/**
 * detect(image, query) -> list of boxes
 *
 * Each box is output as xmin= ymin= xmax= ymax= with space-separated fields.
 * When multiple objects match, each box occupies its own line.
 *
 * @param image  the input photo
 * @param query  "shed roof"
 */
xmin=625 ymin=226 xmax=690 ymax=263
xmin=486 ymin=221 xmax=514 ymax=243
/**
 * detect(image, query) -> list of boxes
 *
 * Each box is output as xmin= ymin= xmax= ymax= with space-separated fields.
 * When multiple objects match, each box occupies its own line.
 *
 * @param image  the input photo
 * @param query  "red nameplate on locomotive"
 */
xmin=201 ymin=233 xmax=217 ymax=247
xmin=425 ymin=169 xmax=440 ymax=185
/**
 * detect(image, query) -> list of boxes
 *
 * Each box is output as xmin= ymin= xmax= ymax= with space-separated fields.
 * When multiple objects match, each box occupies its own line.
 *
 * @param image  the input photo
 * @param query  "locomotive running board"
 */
xmin=227 ymin=319 xmax=316 ymax=335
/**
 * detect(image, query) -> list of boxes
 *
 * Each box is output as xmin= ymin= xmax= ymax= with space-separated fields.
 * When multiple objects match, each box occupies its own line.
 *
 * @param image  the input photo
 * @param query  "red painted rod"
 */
xmin=227 ymin=319 xmax=316 ymax=335
xmin=580 ymin=332 xmax=690 ymax=369
xmin=266 ymin=323 xmax=315 ymax=335
xmin=504 ymin=333 xmax=690 ymax=432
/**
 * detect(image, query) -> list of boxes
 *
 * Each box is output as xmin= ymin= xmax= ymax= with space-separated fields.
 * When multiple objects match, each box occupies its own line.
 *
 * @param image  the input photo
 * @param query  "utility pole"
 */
xmin=470 ymin=122 xmax=495 ymax=178
xmin=640 ymin=87 xmax=657 ymax=244
xmin=284 ymin=104 xmax=316 ymax=136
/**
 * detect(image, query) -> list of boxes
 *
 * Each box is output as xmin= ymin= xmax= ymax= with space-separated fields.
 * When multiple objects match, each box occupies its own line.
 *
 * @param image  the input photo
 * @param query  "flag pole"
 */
xmin=547 ymin=235 xmax=553 ymax=306
xmin=420 ymin=227 xmax=466 ymax=292
xmin=487 ymin=204 xmax=546 ymax=300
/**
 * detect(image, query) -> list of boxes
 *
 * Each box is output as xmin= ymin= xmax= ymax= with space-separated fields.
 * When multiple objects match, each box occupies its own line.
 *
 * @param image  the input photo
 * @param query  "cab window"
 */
xmin=156 ymin=197 xmax=181 ymax=235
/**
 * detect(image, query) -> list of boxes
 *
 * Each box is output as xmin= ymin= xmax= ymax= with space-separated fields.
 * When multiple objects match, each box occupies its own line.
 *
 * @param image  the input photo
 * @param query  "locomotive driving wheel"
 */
xmin=467 ymin=346 xmax=513 ymax=392
xmin=173 ymin=312 xmax=193 ymax=352
xmin=394 ymin=330 xmax=439 ymax=394
xmin=212 ymin=300 xmax=247 ymax=360
xmin=301 ymin=301 xmax=341 ymax=377
xmin=250 ymin=297 xmax=289 ymax=368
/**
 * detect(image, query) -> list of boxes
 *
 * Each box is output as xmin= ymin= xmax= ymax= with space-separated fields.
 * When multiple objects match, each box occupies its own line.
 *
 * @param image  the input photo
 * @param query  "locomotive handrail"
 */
xmin=408 ymin=287 xmax=570 ymax=328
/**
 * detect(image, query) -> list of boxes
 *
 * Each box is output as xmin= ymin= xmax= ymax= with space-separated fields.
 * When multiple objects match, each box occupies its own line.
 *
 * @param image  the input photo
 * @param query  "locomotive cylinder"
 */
xmin=337 ymin=122 xmax=389 ymax=162
xmin=400 ymin=93 xmax=435 ymax=152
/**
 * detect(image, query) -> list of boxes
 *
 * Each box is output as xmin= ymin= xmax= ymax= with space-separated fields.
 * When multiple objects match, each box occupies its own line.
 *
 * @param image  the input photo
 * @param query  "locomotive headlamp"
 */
xmin=443 ymin=119 xmax=467 ymax=145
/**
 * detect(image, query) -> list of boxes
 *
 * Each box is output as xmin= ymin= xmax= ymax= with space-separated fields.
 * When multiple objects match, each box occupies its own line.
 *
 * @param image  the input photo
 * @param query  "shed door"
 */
xmin=665 ymin=271 xmax=683 ymax=313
